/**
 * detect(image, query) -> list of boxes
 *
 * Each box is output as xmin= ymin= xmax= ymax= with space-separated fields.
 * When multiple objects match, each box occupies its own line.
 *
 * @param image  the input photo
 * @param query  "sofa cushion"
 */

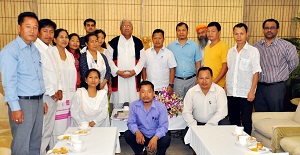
xmin=0 ymin=147 xmax=11 ymax=155
xmin=294 ymin=104 xmax=300 ymax=123
xmin=253 ymin=119 xmax=300 ymax=138
xmin=280 ymin=136 xmax=300 ymax=155
xmin=293 ymin=147 xmax=300 ymax=155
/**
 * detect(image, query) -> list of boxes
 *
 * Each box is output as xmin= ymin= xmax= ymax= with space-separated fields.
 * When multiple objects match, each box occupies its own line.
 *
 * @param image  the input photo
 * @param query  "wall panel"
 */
xmin=0 ymin=0 xmax=299 ymax=49
xmin=244 ymin=0 xmax=299 ymax=44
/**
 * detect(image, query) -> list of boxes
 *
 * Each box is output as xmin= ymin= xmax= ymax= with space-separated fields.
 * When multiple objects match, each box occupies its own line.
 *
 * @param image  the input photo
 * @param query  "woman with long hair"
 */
xmin=71 ymin=68 xmax=109 ymax=127
xmin=67 ymin=33 xmax=81 ymax=88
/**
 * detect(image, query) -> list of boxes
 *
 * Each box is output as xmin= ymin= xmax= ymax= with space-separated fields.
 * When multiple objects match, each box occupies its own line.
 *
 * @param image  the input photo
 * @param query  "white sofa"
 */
xmin=252 ymin=103 xmax=300 ymax=152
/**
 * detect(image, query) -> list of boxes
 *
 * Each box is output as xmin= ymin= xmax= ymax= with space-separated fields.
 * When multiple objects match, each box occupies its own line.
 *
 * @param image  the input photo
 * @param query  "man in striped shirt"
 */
xmin=253 ymin=18 xmax=299 ymax=112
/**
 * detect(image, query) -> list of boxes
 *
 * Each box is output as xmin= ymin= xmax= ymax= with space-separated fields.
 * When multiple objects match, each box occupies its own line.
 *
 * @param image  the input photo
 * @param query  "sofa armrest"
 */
xmin=252 ymin=112 xmax=295 ymax=124
xmin=271 ymin=127 xmax=300 ymax=153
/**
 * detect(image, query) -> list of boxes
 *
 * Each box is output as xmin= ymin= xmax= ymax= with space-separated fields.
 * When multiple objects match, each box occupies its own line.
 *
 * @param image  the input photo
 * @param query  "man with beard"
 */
xmin=196 ymin=24 xmax=209 ymax=66
xmin=253 ymin=19 xmax=299 ymax=112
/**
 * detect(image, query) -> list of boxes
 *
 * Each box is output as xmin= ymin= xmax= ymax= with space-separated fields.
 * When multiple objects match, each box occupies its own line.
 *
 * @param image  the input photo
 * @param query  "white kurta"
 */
xmin=86 ymin=50 xmax=108 ymax=90
xmin=106 ymin=35 xmax=145 ymax=107
xmin=70 ymin=88 xmax=109 ymax=127
xmin=50 ymin=47 xmax=77 ymax=145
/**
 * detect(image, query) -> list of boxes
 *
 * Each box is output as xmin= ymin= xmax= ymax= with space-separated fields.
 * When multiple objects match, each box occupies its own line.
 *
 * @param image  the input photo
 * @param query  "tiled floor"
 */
xmin=117 ymin=133 xmax=194 ymax=155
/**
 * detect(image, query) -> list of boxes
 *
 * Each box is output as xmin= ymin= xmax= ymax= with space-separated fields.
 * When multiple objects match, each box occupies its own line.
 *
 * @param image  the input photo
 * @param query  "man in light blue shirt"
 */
xmin=0 ymin=12 xmax=45 ymax=155
xmin=167 ymin=22 xmax=201 ymax=98
xmin=124 ymin=81 xmax=171 ymax=155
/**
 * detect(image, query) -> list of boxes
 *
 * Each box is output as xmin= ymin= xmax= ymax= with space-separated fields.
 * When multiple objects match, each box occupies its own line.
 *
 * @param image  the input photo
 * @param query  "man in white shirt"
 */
xmin=141 ymin=29 xmax=177 ymax=94
xmin=106 ymin=19 xmax=145 ymax=109
xmin=183 ymin=67 xmax=229 ymax=127
xmin=226 ymin=23 xmax=261 ymax=135
xmin=182 ymin=67 xmax=230 ymax=143
xmin=34 ymin=19 xmax=63 ymax=154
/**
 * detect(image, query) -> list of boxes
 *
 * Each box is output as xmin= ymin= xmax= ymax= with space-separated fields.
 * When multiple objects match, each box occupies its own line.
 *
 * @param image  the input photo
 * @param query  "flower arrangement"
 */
xmin=155 ymin=87 xmax=184 ymax=118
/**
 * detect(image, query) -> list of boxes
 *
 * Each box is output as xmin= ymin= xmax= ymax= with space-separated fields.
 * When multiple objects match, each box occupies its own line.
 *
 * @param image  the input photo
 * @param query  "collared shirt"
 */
xmin=127 ymin=99 xmax=169 ymax=139
xmin=142 ymin=46 xmax=177 ymax=91
xmin=203 ymin=40 xmax=229 ymax=87
xmin=182 ymin=83 xmax=227 ymax=127
xmin=0 ymin=36 xmax=45 ymax=111
xmin=167 ymin=39 xmax=201 ymax=78
xmin=253 ymin=37 xmax=299 ymax=83
xmin=226 ymin=42 xmax=262 ymax=98
xmin=35 ymin=38 xmax=62 ymax=96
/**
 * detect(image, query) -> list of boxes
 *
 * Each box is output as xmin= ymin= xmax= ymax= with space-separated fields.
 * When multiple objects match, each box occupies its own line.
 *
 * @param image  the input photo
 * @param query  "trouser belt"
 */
xmin=258 ymin=81 xmax=284 ymax=86
xmin=18 ymin=94 xmax=44 ymax=100
xmin=175 ymin=74 xmax=196 ymax=80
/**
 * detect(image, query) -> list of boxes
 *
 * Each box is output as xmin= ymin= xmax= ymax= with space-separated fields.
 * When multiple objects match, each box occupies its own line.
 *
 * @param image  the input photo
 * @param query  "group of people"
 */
xmin=0 ymin=11 xmax=299 ymax=155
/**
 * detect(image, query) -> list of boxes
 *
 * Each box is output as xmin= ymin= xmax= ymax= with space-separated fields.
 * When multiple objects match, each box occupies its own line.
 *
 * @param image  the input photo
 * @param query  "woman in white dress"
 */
xmin=51 ymin=29 xmax=77 ymax=145
xmin=71 ymin=68 xmax=109 ymax=127
xmin=79 ymin=33 xmax=111 ymax=91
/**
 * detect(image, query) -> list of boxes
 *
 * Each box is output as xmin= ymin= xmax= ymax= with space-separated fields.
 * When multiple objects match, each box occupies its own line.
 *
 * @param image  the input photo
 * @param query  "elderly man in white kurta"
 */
xmin=106 ymin=19 xmax=145 ymax=109
xmin=141 ymin=29 xmax=177 ymax=94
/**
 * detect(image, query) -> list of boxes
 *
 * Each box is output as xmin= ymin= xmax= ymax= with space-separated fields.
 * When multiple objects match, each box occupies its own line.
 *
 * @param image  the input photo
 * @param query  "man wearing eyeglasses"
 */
xmin=106 ymin=19 xmax=144 ymax=109
xmin=253 ymin=18 xmax=299 ymax=112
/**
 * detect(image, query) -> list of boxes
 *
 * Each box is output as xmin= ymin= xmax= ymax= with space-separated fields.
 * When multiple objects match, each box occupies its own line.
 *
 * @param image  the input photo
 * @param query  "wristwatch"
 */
xmin=169 ymin=84 xmax=174 ymax=88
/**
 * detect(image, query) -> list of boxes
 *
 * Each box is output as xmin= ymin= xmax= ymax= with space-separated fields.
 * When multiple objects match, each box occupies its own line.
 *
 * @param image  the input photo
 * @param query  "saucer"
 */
xmin=57 ymin=134 xmax=72 ymax=141
xmin=78 ymin=126 xmax=92 ymax=131
xmin=46 ymin=147 xmax=69 ymax=154
xmin=232 ymin=132 xmax=247 ymax=136
xmin=73 ymin=130 xmax=90 ymax=136
xmin=70 ymin=145 xmax=87 ymax=153
xmin=235 ymin=141 xmax=251 ymax=147
xmin=248 ymin=146 xmax=270 ymax=154
xmin=248 ymin=136 xmax=257 ymax=142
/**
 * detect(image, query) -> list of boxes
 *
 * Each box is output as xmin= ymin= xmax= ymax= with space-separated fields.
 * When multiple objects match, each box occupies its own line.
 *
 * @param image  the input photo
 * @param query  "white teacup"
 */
xmin=72 ymin=140 xmax=83 ymax=151
xmin=80 ymin=122 xmax=89 ymax=130
xmin=238 ymin=136 xmax=248 ymax=146
xmin=123 ymin=106 xmax=129 ymax=111
xmin=235 ymin=126 xmax=244 ymax=135
xmin=70 ymin=134 xmax=80 ymax=142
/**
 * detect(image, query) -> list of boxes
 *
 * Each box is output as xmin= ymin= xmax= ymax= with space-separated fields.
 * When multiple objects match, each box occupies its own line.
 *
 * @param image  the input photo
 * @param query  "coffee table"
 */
xmin=52 ymin=127 xmax=120 ymax=154
xmin=184 ymin=125 xmax=288 ymax=155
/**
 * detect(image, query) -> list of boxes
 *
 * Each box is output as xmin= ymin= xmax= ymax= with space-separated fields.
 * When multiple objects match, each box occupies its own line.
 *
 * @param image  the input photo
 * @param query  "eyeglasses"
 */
xmin=264 ymin=26 xmax=277 ymax=30
xmin=121 ymin=25 xmax=131 ymax=28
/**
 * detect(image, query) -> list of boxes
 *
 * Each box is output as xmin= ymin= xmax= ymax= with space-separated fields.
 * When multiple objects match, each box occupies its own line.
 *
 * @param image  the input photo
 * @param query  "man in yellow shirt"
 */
xmin=203 ymin=22 xmax=229 ymax=87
